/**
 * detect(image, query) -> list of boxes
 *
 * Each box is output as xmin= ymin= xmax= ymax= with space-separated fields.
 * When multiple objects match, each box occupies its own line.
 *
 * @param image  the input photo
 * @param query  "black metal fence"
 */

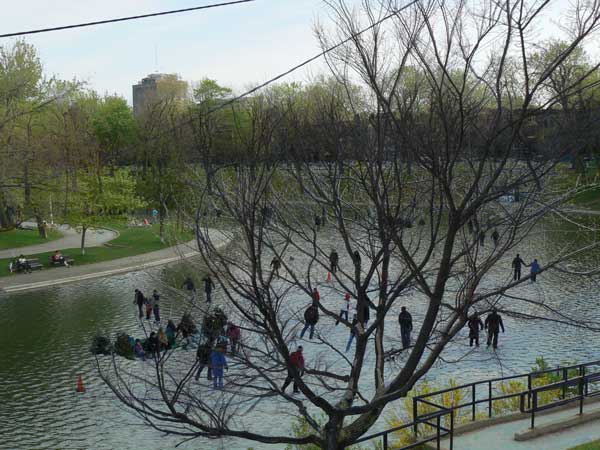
xmin=353 ymin=406 xmax=453 ymax=450
xmin=353 ymin=359 xmax=600 ymax=450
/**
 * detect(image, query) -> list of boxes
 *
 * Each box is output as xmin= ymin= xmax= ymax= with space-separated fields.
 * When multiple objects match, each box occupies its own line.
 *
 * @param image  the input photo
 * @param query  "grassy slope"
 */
xmin=568 ymin=440 xmax=600 ymax=450
xmin=0 ymin=221 xmax=193 ymax=278
xmin=0 ymin=228 xmax=62 ymax=250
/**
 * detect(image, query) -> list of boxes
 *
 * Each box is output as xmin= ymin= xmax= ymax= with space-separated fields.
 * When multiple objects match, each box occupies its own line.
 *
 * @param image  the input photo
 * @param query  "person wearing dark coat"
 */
xmin=146 ymin=332 xmax=160 ymax=356
xmin=491 ymin=229 xmax=500 ymax=247
xmin=485 ymin=309 xmax=505 ymax=349
xmin=512 ymin=254 xmax=526 ymax=280
xmin=329 ymin=250 xmax=339 ymax=274
xmin=361 ymin=302 xmax=371 ymax=326
xmin=398 ymin=306 xmax=413 ymax=349
xmin=195 ymin=343 xmax=213 ymax=380
xmin=353 ymin=250 xmax=361 ymax=267
xmin=270 ymin=257 xmax=281 ymax=277
xmin=182 ymin=276 xmax=196 ymax=300
xmin=203 ymin=275 xmax=216 ymax=303
xmin=133 ymin=289 xmax=145 ymax=319
xmin=300 ymin=304 xmax=319 ymax=340
xmin=467 ymin=313 xmax=484 ymax=347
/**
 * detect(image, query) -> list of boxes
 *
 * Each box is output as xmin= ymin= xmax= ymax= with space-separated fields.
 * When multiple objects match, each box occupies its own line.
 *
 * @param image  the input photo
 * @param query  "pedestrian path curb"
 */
xmin=0 ymin=231 xmax=231 ymax=294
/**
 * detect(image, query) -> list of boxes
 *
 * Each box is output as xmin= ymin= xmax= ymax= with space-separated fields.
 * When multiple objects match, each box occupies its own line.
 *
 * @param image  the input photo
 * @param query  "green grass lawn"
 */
xmin=0 ymin=227 xmax=62 ymax=250
xmin=568 ymin=440 xmax=600 ymax=450
xmin=0 ymin=221 xmax=193 ymax=277
xmin=571 ymin=186 xmax=600 ymax=210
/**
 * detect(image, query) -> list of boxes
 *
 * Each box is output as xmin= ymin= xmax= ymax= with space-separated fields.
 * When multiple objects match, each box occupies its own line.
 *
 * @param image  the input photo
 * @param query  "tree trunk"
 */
xmin=81 ymin=225 xmax=87 ymax=255
xmin=63 ymin=170 xmax=70 ymax=218
xmin=23 ymin=162 xmax=31 ymax=212
xmin=159 ymin=215 xmax=165 ymax=244
xmin=324 ymin=416 xmax=344 ymax=450
xmin=0 ymin=192 xmax=11 ymax=229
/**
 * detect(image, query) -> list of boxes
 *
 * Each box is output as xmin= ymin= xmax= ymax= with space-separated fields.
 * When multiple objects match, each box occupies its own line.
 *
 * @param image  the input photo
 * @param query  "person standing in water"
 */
xmin=203 ymin=275 xmax=216 ymax=304
xmin=329 ymin=250 xmax=339 ymax=274
xmin=512 ymin=254 xmax=526 ymax=280
xmin=300 ymin=303 xmax=319 ymax=340
xmin=281 ymin=346 xmax=305 ymax=394
xmin=467 ymin=312 xmax=484 ymax=347
xmin=270 ymin=256 xmax=281 ymax=278
xmin=133 ymin=289 xmax=145 ymax=319
xmin=398 ymin=306 xmax=413 ymax=349
xmin=485 ymin=309 xmax=505 ymax=349
xmin=335 ymin=292 xmax=352 ymax=325
xmin=529 ymin=258 xmax=541 ymax=282
xmin=491 ymin=229 xmax=500 ymax=247
xmin=181 ymin=276 xmax=196 ymax=300
xmin=311 ymin=287 xmax=320 ymax=305
xmin=345 ymin=315 xmax=359 ymax=352
xmin=210 ymin=344 xmax=228 ymax=389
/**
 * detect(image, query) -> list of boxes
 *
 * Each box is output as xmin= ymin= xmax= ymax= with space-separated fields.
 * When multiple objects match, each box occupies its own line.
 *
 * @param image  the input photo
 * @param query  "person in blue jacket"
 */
xmin=529 ymin=258 xmax=541 ymax=282
xmin=210 ymin=345 xmax=228 ymax=389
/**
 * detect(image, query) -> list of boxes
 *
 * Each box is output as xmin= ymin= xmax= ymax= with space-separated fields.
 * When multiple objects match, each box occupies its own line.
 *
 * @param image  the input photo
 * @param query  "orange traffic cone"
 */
xmin=326 ymin=271 xmax=332 ymax=283
xmin=76 ymin=374 xmax=86 ymax=393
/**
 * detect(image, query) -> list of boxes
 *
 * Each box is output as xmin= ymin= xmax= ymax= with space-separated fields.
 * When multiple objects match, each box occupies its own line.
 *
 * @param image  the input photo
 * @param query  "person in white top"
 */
xmin=335 ymin=292 xmax=353 ymax=325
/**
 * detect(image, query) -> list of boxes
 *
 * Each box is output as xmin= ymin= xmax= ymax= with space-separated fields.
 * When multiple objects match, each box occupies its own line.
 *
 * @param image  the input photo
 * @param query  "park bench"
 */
xmin=8 ymin=258 xmax=43 ymax=273
xmin=50 ymin=255 xmax=75 ymax=267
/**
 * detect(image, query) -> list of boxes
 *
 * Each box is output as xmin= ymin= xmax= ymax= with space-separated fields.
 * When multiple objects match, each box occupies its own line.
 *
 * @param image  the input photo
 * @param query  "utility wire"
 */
xmin=0 ymin=0 xmax=255 ymax=39
xmin=204 ymin=0 xmax=419 ymax=116
xmin=145 ymin=0 xmax=419 ymax=143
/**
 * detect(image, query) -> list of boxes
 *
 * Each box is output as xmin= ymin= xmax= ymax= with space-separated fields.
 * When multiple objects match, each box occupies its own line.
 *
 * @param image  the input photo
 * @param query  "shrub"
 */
xmin=90 ymin=335 xmax=112 ymax=355
xmin=114 ymin=333 xmax=134 ymax=360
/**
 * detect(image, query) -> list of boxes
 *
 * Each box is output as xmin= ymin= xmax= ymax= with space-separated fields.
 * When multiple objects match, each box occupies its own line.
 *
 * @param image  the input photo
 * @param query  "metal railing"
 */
xmin=413 ymin=360 xmax=600 ymax=434
xmin=354 ymin=406 xmax=454 ymax=450
xmin=351 ymin=360 xmax=600 ymax=450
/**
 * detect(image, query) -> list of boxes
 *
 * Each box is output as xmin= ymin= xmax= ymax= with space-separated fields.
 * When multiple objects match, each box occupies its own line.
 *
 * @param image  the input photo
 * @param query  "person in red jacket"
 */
xmin=226 ymin=321 xmax=241 ymax=354
xmin=312 ymin=287 xmax=320 ymax=305
xmin=281 ymin=346 xmax=305 ymax=394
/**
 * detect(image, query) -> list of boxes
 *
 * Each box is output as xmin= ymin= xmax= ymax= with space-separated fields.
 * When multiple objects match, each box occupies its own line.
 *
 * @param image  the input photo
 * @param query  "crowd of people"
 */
xmin=132 ymin=284 xmax=242 ymax=390
xmin=126 ymin=244 xmax=524 ymax=395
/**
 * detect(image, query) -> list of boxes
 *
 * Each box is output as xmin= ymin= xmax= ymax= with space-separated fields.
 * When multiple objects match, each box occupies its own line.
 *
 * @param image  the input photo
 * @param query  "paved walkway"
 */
xmin=0 ymin=229 xmax=231 ymax=294
xmin=0 ymin=225 xmax=118 ymax=259
xmin=564 ymin=207 xmax=600 ymax=216
xmin=440 ymin=402 xmax=600 ymax=450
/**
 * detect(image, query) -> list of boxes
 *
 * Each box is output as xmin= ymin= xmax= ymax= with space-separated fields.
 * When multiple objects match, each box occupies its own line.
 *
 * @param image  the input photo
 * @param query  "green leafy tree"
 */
xmin=92 ymin=95 xmax=137 ymax=179
xmin=66 ymin=169 xmax=144 ymax=254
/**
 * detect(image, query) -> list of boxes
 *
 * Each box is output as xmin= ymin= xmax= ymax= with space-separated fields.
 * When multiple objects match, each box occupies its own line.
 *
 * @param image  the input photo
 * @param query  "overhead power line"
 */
xmin=151 ymin=0 xmax=419 ymax=143
xmin=0 ymin=0 xmax=255 ymax=39
xmin=205 ymin=0 xmax=419 ymax=116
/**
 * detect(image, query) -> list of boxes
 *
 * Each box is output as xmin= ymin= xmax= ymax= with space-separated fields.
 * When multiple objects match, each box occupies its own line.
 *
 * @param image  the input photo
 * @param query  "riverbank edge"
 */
xmin=0 ymin=230 xmax=232 ymax=294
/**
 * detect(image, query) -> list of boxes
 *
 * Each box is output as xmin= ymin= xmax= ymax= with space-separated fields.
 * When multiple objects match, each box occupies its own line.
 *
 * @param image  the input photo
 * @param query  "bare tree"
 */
xmin=99 ymin=1 xmax=600 ymax=448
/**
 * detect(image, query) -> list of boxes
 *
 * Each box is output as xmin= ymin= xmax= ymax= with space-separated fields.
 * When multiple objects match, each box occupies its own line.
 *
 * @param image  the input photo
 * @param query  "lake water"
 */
xmin=1 ymin=217 xmax=600 ymax=450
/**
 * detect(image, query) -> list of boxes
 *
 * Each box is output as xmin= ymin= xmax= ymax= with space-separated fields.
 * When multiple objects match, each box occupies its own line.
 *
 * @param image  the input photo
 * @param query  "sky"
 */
xmin=0 ymin=0 xmax=589 ymax=105
xmin=0 ymin=0 xmax=340 ymax=103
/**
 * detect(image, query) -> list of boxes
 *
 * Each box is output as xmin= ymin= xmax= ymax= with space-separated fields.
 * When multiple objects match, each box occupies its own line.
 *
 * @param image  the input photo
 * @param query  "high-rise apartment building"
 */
xmin=132 ymin=73 xmax=168 ymax=116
